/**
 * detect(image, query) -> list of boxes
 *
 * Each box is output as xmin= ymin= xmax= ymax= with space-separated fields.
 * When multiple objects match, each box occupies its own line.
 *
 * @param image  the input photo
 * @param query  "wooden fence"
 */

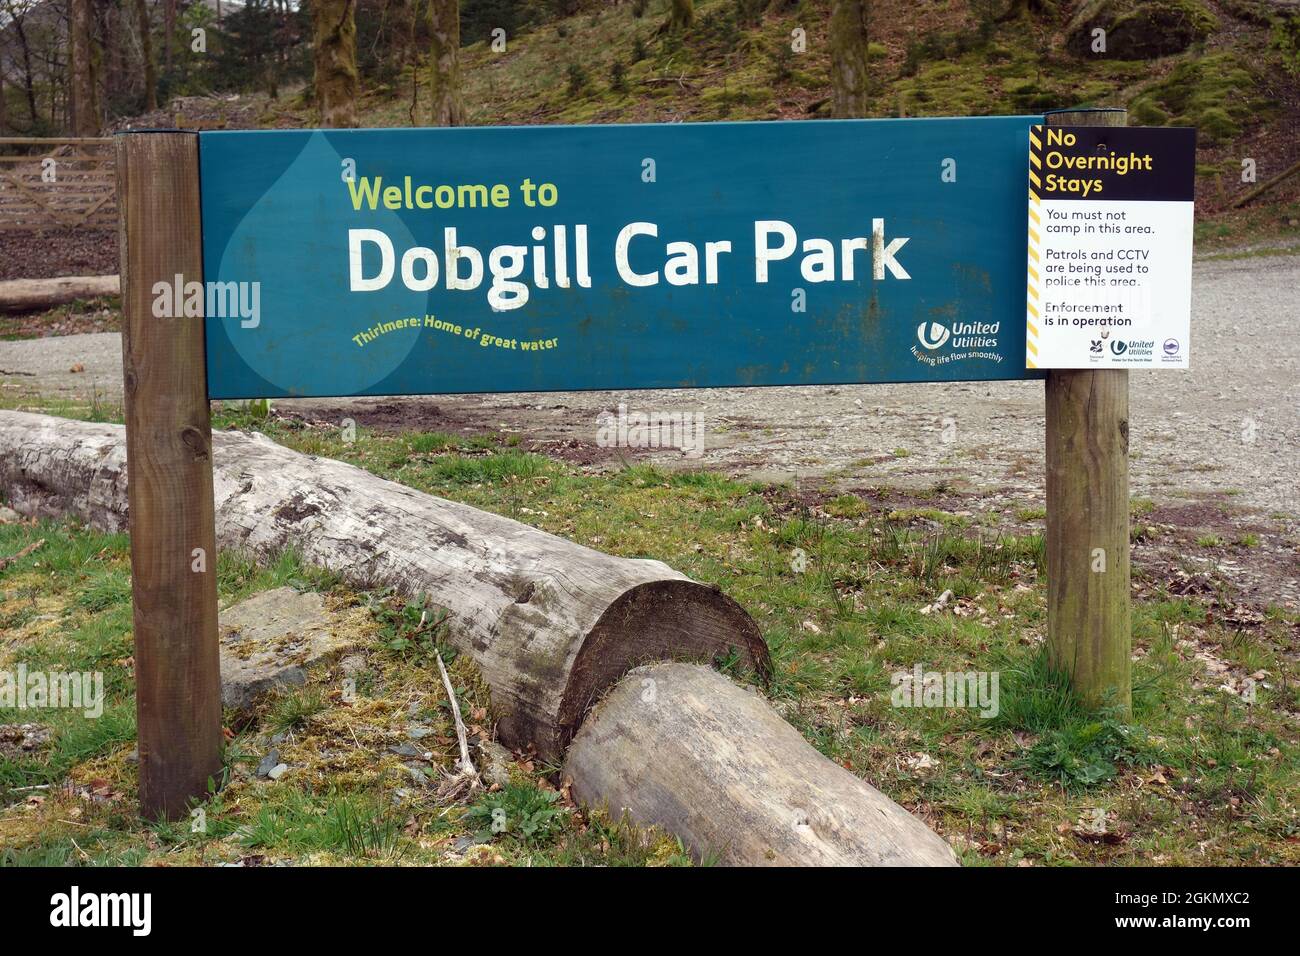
xmin=0 ymin=137 xmax=116 ymax=232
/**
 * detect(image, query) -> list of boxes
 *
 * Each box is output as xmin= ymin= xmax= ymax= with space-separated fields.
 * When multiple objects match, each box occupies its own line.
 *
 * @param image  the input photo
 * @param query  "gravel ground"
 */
xmin=0 ymin=229 xmax=119 ymax=281
xmin=3 ymin=254 xmax=1298 ymax=519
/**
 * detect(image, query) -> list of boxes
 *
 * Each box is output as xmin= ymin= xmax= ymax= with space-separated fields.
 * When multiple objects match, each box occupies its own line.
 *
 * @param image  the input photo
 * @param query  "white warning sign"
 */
xmin=1027 ymin=125 xmax=1195 ymax=370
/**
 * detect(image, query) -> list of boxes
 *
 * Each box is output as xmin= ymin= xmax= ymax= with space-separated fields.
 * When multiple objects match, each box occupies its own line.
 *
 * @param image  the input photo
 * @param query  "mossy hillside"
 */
xmin=307 ymin=0 xmax=1300 ymax=249
xmin=1065 ymin=0 xmax=1218 ymax=59
xmin=354 ymin=0 xmax=1278 ymax=129
xmin=1129 ymin=52 xmax=1276 ymax=145
xmin=445 ymin=0 xmax=1289 ymax=228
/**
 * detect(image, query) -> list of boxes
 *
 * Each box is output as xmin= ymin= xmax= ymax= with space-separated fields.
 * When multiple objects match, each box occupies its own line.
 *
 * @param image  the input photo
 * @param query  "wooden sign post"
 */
xmin=116 ymin=131 xmax=223 ymax=820
xmin=1042 ymin=108 xmax=1132 ymax=716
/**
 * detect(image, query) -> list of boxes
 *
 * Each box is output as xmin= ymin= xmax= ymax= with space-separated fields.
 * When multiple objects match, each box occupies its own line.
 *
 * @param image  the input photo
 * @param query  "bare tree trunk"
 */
xmin=10 ymin=15 xmax=40 ymax=128
xmin=428 ymin=0 xmax=463 ymax=126
xmin=830 ymin=0 xmax=870 ymax=119
xmin=389 ymin=0 xmax=415 ymax=77
xmin=69 ymin=0 xmax=100 ymax=135
xmin=0 ymin=65 xmax=7 ymax=134
xmin=96 ymin=0 xmax=120 ymax=118
xmin=313 ymin=0 xmax=360 ymax=127
xmin=134 ymin=0 xmax=157 ymax=111
xmin=667 ymin=0 xmax=693 ymax=30
xmin=163 ymin=0 xmax=175 ymax=77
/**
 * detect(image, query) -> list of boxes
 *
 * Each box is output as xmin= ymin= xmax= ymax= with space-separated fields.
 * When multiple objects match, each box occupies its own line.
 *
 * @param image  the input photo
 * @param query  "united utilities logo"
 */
xmin=1110 ymin=339 xmax=1128 ymax=356
xmin=917 ymin=321 xmax=950 ymax=350
xmin=912 ymin=320 xmax=1001 ymax=368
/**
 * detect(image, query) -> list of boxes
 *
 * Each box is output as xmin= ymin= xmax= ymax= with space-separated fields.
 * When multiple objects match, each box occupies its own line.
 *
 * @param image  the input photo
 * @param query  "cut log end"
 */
xmin=552 ymin=578 xmax=771 ymax=754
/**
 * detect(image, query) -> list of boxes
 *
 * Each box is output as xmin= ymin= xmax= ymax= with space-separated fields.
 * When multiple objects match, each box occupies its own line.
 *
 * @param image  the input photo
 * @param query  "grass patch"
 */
xmin=3 ymin=405 xmax=1297 ymax=865
xmin=264 ymin=687 xmax=328 ymax=736
xmin=466 ymin=782 xmax=569 ymax=846
xmin=240 ymin=789 xmax=407 ymax=862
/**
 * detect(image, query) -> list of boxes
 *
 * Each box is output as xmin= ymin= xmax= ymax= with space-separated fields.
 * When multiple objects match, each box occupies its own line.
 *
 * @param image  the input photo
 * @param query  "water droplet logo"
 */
xmin=212 ymin=131 xmax=426 ymax=395
xmin=1110 ymin=339 xmax=1128 ymax=356
xmin=917 ymin=321 xmax=950 ymax=350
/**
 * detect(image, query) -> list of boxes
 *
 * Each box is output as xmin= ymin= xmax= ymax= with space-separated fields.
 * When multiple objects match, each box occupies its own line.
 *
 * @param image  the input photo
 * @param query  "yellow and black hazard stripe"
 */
xmin=1026 ymin=125 xmax=1043 ymax=370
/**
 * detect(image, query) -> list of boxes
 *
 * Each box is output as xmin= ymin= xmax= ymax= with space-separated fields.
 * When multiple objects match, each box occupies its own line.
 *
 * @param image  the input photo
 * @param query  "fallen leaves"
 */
xmin=1059 ymin=809 xmax=1128 ymax=846
xmin=920 ymin=589 xmax=954 ymax=615
xmin=902 ymin=752 xmax=936 ymax=773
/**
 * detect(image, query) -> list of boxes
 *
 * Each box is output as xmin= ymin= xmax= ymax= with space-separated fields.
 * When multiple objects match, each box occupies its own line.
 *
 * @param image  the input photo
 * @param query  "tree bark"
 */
xmin=387 ymin=0 xmax=416 ymax=80
xmin=69 ymin=0 xmax=100 ymax=135
xmin=667 ymin=0 xmax=694 ymax=30
xmin=1 ymin=3 xmax=37 ymax=128
xmin=829 ymin=0 xmax=870 ymax=119
xmin=134 ymin=0 xmax=158 ymax=111
xmin=163 ymin=0 xmax=175 ymax=77
xmin=10 ymin=13 xmax=41 ymax=129
xmin=0 ymin=275 xmax=121 ymax=314
xmin=312 ymin=0 xmax=360 ymax=128
xmin=428 ymin=0 xmax=463 ymax=126
xmin=565 ymin=662 xmax=959 ymax=866
xmin=0 ymin=411 xmax=771 ymax=760
xmin=97 ymin=0 xmax=121 ymax=118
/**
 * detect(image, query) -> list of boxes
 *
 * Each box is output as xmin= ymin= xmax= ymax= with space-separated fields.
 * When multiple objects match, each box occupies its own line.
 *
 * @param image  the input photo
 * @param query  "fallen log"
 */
xmin=0 ymin=410 xmax=769 ymax=760
xmin=1230 ymin=158 xmax=1300 ymax=209
xmin=0 ymin=275 xmax=120 ymax=314
xmin=566 ymin=662 xmax=959 ymax=866
xmin=1 ymin=410 xmax=959 ymax=865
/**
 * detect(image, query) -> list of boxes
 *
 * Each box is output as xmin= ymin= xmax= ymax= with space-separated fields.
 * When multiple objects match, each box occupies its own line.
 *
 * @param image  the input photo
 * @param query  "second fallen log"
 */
xmin=565 ymin=662 xmax=960 ymax=866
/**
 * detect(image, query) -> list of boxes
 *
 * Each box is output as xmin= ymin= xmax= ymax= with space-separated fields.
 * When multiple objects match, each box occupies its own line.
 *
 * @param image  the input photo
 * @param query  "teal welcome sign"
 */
xmin=198 ymin=116 xmax=1042 ymax=399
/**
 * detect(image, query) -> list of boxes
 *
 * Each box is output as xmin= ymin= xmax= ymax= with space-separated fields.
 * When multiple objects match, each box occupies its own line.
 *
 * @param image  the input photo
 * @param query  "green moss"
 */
xmin=986 ymin=43 xmax=1014 ymax=63
xmin=1197 ymin=107 xmax=1238 ymax=144
xmin=1128 ymin=98 xmax=1168 ymax=125
xmin=1111 ymin=0 xmax=1217 ymax=43
xmin=1008 ymin=80 xmax=1059 ymax=112
xmin=1067 ymin=0 xmax=1217 ymax=59
xmin=1221 ymin=0 xmax=1275 ymax=27
xmin=1127 ymin=52 xmax=1273 ymax=144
